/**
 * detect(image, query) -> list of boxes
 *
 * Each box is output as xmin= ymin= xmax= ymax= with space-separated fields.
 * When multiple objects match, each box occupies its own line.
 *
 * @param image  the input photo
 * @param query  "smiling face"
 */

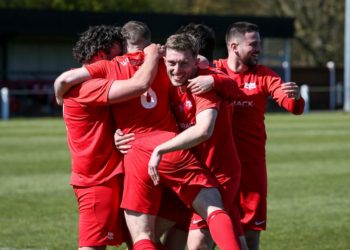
xmin=164 ymin=48 xmax=199 ymax=87
xmin=234 ymin=31 xmax=261 ymax=67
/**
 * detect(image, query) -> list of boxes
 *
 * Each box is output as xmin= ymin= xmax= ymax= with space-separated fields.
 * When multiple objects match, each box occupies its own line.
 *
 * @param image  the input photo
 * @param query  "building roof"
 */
xmin=0 ymin=8 xmax=294 ymax=41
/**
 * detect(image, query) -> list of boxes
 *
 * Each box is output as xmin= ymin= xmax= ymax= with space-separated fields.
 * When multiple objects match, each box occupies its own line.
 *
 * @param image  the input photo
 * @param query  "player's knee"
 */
xmin=187 ymin=238 xmax=213 ymax=250
xmin=187 ymin=229 xmax=214 ymax=250
xmin=124 ymin=209 xmax=155 ymax=242
xmin=192 ymin=188 xmax=223 ymax=217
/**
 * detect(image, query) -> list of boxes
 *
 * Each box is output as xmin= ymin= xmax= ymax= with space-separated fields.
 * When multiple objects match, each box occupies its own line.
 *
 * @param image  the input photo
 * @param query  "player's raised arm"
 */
xmin=148 ymin=108 xmax=218 ymax=185
xmin=107 ymin=43 xmax=161 ymax=103
xmin=54 ymin=67 xmax=92 ymax=105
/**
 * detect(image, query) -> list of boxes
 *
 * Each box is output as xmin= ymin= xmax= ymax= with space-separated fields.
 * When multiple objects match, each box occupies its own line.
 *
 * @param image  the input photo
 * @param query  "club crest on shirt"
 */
xmin=244 ymin=82 xmax=256 ymax=90
xmin=185 ymin=100 xmax=192 ymax=109
xmin=178 ymin=100 xmax=192 ymax=113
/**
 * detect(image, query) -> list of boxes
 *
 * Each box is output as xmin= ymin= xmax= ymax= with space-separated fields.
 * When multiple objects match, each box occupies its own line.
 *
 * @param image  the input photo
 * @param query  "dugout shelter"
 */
xmin=0 ymin=8 xmax=294 ymax=116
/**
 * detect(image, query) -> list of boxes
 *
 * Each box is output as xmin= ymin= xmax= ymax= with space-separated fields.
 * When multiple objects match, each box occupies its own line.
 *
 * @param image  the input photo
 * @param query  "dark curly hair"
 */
xmin=176 ymin=23 xmax=216 ymax=61
xmin=72 ymin=25 xmax=123 ymax=64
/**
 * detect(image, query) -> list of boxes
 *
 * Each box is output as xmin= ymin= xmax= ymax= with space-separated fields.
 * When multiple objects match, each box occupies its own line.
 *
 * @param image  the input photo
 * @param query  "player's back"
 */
xmin=63 ymin=79 xmax=123 ymax=186
xmin=110 ymin=52 xmax=178 ymax=134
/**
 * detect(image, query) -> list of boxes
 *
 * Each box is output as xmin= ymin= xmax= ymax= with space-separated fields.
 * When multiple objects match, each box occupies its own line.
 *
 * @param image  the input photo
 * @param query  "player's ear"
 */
xmin=197 ymin=55 xmax=209 ymax=69
xmin=230 ymin=42 xmax=238 ymax=52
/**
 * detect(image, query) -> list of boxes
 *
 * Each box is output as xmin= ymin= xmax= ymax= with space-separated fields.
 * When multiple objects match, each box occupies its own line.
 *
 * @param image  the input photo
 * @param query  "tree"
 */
xmin=0 ymin=0 xmax=344 ymax=66
xmin=252 ymin=0 xmax=345 ymax=66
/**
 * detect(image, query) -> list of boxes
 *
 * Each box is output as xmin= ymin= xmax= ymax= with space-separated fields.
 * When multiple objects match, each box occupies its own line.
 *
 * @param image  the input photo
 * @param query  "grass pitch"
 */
xmin=0 ymin=112 xmax=349 ymax=249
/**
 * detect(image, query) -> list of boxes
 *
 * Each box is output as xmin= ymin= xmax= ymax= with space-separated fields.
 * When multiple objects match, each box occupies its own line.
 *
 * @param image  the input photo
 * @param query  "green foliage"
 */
xmin=0 ymin=0 xmax=151 ymax=12
xmin=0 ymin=0 xmax=342 ymax=66
xmin=0 ymin=113 xmax=349 ymax=249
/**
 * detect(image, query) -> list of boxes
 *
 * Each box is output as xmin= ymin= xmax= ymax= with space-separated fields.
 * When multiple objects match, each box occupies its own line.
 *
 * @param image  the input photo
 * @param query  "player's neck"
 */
xmin=227 ymin=56 xmax=248 ymax=73
xmin=127 ymin=44 xmax=144 ymax=53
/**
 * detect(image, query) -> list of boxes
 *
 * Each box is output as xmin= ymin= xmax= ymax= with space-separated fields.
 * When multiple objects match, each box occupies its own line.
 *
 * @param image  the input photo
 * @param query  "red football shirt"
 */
xmin=85 ymin=52 xmax=178 ymax=134
xmin=63 ymin=79 xmax=123 ymax=186
xmin=214 ymin=58 xmax=305 ymax=163
xmin=169 ymin=67 xmax=241 ymax=182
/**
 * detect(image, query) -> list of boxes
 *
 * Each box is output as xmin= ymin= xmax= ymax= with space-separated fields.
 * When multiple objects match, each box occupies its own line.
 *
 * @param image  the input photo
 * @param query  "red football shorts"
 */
xmin=73 ymin=175 xmax=127 ymax=247
xmin=239 ymin=160 xmax=267 ymax=231
xmin=121 ymin=131 xmax=218 ymax=215
xmin=188 ymin=173 xmax=241 ymax=231
xmin=157 ymin=188 xmax=192 ymax=231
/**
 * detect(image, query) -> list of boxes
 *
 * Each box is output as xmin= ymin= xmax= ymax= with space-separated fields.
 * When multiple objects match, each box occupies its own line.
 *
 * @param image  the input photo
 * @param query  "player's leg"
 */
xmin=155 ymin=189 xmax=190 ymax=250
xmin=187 ymin=229 xmax=213 ymax=250
xmin=74 ymin=176 xmax=126 ymax=250
xmin=245 ymin=230 xmax=260 ymax=250
xmin=162 ymin=226 xmax=188 ymax=250
xmin=124 ymin=209 xmax=157 ymax=249
xmin=240 ymin=161 xmax=267 ymax=250
xmin=154 ymin=216 xmax=176 ymax=242
xmin=231 ymin=195 xmax=249 ymax=250
xmin=155 ymin=141 xmax=239 ymax=249
xmin=186 ymin=204 xmax=248 ymax=250
xmin=191 ymin=187 xmax=240 ymax=250
xmin=122 ymin=142 xmax=166 ymax=249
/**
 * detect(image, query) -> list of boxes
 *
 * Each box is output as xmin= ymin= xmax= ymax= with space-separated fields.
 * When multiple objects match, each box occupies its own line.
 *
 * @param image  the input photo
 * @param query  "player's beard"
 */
xmin=243 ymin=54 xmax=259 ymax=68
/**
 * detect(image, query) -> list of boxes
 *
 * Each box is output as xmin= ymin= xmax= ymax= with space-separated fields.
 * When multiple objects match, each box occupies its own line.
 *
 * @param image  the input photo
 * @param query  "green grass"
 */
xmin=0 ymin=113 xmax=349 ymax=249
xmin=262 ymin=112 xmax=350 ymax=250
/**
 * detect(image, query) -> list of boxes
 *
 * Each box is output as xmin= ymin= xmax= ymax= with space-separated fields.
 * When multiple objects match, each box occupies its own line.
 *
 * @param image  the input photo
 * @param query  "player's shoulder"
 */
xmin=254 ymin=64 xmax=274 ymax=73
xmin=199 ymin=65 xmax=224 ymax=75
xmin=213 ymin=58 xmax=226 ymax=69
xmin=114 ymin=51 xmax=144 ymax=68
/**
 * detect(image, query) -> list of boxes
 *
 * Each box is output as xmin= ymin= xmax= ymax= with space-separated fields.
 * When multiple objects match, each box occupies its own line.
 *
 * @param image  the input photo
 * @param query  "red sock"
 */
xmin=133 ymin=239 xmax=157 ymax=250
xmin=207 ymin=210 xmax=240 ymax=250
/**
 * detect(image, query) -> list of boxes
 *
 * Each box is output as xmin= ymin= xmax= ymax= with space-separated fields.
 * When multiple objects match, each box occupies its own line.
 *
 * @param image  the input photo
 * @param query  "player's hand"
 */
xmin=55 ymin=96 xmax=63 ymax=106
xmin=54 ymin=81 xmax=64 ymax=106
xmin=114 ymin=129 xmax=134 ymax=154
xmin=159 ymin=45 xmax=166 ymax=57
xmin=144 ymin=43 xmax=162 ymax=59
xmin=281 ymin=82 xmax=301 ymax=100
xmin=148 ymin=148 xmax=162 ymax=186
xmin=197 ymin=55 xmax=210 ymax=69
xmin=188 ymin=75 xmax=214 ymax=94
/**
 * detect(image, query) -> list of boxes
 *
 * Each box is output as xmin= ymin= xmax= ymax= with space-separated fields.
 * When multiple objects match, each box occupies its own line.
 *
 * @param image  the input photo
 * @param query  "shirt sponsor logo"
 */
xmin=233 ymin=100 xmax=254 ymax=107
xmin=244 ymin=82 xmax=256 ymax=90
